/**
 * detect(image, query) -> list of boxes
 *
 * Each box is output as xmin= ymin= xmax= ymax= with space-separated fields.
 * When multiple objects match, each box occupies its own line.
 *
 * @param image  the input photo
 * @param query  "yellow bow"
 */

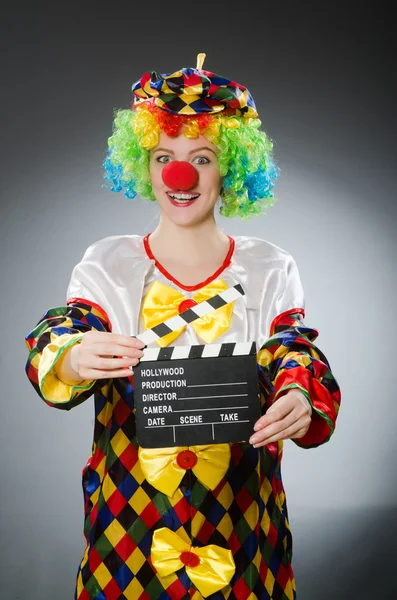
xmin=151 ymin=527 xmax=235 ymax=598
xmin=138 ymin=444 xmax=231 ymax=497
xmin=141 ymin=279 xmax=234 ymax=346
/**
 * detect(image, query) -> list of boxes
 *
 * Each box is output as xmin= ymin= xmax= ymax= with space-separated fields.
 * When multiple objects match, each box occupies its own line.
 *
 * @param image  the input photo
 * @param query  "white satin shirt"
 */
xmin=66 ymin=234 xmax=305 ymax=349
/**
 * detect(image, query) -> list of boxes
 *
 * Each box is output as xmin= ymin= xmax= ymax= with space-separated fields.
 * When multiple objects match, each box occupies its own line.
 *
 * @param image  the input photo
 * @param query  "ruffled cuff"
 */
xmin=38 ymin=332 xmax=96 ymax=405
xmin=272 ymin=365 xmax=337 ymax=448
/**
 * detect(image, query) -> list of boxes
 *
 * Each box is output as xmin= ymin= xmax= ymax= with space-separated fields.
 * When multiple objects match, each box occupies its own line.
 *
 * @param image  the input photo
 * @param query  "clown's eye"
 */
xmin=193 ymin=156 xmax=210 ymax=165
xmin=157 ymin=155 xmax=172 ymax=164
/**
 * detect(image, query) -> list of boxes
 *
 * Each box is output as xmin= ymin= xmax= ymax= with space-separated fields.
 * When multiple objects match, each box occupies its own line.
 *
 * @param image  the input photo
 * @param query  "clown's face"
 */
xmin=149 ymin=131 xmax=223 ymax=227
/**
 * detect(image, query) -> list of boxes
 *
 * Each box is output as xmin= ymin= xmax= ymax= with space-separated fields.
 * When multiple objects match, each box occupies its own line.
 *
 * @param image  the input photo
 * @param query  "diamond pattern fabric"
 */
xmin=25 ymin=301 xmax=340 ymax=599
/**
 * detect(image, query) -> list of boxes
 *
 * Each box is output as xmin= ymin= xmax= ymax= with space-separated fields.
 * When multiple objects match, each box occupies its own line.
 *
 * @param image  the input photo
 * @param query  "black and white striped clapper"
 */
xmin=133 ymin=284 xmax=261 ymax=448
xmin=137 ymin=283 xmax=246 ymax=347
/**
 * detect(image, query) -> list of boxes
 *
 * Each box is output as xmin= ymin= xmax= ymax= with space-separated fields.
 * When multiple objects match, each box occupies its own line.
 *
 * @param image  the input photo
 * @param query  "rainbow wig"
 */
xmin=103 ymin=55 xmax=279 ymax=219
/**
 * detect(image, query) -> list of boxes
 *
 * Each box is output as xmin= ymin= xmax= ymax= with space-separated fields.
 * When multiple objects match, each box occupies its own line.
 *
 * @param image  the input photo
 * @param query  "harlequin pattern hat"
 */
xmin=131 ymin=53 xmax=258 ymax=119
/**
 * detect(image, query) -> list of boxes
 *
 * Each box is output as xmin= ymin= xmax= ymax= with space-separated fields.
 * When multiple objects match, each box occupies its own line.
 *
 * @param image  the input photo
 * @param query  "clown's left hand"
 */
xmin=249 ymin=389 xmax=313 ymax=448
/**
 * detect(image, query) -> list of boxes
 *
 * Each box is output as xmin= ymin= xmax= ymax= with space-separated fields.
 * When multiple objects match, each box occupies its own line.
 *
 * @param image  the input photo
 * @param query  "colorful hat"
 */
xmin=131 ymin=53 xmax=258 ymax=119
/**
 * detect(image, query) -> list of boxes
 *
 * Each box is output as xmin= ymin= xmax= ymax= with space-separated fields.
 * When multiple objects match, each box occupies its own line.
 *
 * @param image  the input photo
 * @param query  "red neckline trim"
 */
xmin=143 ymin=233 xmax=235 ymax=292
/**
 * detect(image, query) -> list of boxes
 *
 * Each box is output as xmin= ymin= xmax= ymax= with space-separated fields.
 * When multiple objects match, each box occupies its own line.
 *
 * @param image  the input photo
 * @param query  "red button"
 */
xmin=180 ymin=551 xmax=200 ymax=567
xmin=176 ymin=450 xmax=198 ymax=470
xmin=178 ymin=299 xmax=198 ymax=314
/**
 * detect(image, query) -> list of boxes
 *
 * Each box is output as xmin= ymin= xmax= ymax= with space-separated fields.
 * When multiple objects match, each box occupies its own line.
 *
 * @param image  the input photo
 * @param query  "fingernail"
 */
xmin=250 ymin=436 xmax=258 ymax=444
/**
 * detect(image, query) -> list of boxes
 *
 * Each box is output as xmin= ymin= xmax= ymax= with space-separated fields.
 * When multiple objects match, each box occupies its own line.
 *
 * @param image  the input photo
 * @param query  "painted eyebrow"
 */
xmin=152 ymin=146 xmax=217 ymax=156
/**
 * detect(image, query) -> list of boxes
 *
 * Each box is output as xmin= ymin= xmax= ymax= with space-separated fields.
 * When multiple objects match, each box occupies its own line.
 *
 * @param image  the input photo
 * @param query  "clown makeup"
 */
xmin=149 ymin=131 xmax=223 ymax=228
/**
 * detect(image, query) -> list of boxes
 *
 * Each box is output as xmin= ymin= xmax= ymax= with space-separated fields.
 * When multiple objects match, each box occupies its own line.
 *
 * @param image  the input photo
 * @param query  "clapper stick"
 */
xmin=137 ymin=283 xmax=245 ymax=346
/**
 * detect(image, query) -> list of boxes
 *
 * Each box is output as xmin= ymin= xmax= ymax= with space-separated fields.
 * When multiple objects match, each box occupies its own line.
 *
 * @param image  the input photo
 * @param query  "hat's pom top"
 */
xmin=196 ymin=53 xmax=206 ymax=70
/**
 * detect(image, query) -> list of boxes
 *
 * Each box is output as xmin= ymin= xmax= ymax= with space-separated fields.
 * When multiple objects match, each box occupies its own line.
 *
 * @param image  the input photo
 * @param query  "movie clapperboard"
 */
xmin=133 ymin=284 xmax=261 ymax=448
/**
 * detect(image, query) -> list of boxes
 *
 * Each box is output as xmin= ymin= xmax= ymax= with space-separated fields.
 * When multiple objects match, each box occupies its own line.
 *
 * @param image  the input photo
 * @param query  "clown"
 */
xmin=103 ymin=52 xmax=278 ymax=221
xmin=25 ymin=54 xmax=341 ymax=600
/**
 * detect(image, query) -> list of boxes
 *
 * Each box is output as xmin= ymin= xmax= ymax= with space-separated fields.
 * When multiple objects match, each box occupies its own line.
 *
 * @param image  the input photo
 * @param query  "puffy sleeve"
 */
xmin=256 ymin=253 xmax=341 ymax=448
xmin=24 ymin=246 xmax=113 ymax=410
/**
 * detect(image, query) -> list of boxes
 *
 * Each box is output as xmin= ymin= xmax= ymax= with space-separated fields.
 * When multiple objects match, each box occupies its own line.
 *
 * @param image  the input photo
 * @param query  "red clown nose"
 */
xmin=161 ymin=161 xmax=198 ymax=190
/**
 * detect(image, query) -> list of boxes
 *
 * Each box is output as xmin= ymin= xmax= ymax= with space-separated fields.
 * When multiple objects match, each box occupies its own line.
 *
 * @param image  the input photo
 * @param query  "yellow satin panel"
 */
xmin=138 ymin=444 xmax=231 ymax=497
xmin=141 ymin=281 xmax=185 ymax=347
xmin=39 ymin=333 xmax=95 ymax=403
xmin=141 ymin=279 xmax=234 ymax=346
xmin=151 ymin=527 xmax=236 ymax=598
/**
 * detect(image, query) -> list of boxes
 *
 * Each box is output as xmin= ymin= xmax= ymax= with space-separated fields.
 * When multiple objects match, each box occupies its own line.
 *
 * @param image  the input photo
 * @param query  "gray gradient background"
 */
xmin=1 ymin=2 xmax=396 ymax=599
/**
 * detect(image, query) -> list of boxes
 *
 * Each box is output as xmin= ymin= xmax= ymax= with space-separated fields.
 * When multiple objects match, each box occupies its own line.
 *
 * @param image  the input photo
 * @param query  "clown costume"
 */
xmin=25 ymin=54 xmax=341 ymax=600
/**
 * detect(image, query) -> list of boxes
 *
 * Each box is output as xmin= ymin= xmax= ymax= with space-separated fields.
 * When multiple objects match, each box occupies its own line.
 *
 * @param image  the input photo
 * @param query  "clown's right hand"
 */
xmin=55 ymin=331 xmax=145 ymax=383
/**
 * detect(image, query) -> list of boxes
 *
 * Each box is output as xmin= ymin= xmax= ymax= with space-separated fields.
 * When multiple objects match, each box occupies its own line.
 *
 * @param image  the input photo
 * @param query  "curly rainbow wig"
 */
xmin=103 ymin=55 xmax=279 ymax=219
